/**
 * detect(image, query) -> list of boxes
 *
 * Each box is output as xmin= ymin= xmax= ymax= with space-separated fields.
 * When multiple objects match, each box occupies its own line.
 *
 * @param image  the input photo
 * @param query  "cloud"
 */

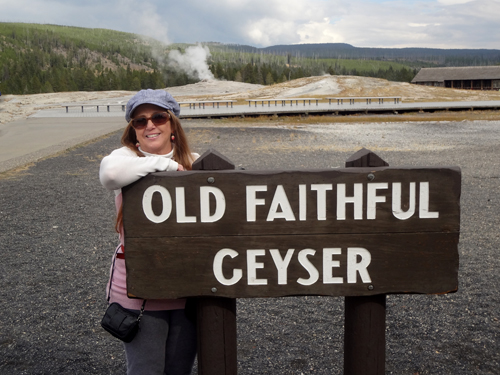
xmin=437 ymin=0 xmax=474 ymax=4
xmin=0 ymin=0 xmax=499 ymax=49
xmin=177 ymin=0 xmax=347 ymax=46
xmin=314 ymin=0 xmax=500 ymax=48
xmin=159 ymin=0 xmax=500 ymax=48
xmin=122 ymin=0 xmax=170 ymax=45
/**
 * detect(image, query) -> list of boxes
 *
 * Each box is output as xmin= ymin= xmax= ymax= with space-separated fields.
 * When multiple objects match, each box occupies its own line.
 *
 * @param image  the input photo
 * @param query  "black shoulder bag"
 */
xmin=101 ymin=247 xmax=146 ymax=343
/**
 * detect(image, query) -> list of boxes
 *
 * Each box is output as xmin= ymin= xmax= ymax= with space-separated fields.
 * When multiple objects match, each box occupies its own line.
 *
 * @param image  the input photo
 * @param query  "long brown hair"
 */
xmin=115 ymin=109 xmax=196 ymax=233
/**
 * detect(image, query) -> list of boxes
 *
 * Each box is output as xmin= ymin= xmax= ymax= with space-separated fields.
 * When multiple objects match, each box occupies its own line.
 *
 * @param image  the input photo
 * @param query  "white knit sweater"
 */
xmin=100 ymin=146 xmax=198 ymax=311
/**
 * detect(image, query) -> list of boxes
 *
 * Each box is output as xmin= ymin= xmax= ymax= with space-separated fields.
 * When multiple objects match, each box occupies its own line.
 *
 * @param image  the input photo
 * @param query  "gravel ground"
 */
xmin=0 ymin=118 xmax=499 ymax=374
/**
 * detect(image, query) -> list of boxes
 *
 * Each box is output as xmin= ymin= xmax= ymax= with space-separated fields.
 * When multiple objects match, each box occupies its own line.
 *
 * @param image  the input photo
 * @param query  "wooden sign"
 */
xmin=122 ymin=167 xmax=460 ymax=299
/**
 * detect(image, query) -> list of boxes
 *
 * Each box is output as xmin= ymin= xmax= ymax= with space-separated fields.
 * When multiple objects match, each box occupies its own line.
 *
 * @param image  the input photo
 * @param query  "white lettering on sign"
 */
xmin=245 ymin=182 xmax=438 ymax=222
xmin=246 ymin=185 xmax=267 ymax=222
xmin=213 ymin=249 xmax=242 ymax=285
xmin=247 ymin=249 xmax=267 ymax=285
xmin=392 ymin=182 xmax=416 ymax=220
xmin=267 ymin=185 xmax=295 ymax=221
xmin=142 ymin=181 xmax=439 ymax=224
xmin=142 ymin=185 xmax=226 ymax=224
xmin=311 ymin=184 xmax=333 ymax=220
xmin=176 ymin=187 xmax=196 ymax=223
xmin=142 ymin=185 xmax=172 ymax=223
xmin=270 ymin=249 xmax=294 ymax=284
xmin=299 ymin=184 xmax=307 ymax=221
xmin=323 ymin=248 xmax=342 ymax=284
xmin=419 ymin=182 xmax=439 ymax=218
xmin=367 ymin=183 xmax=388 ymax=219
xmin=337 ymin=183 xmax=363 ymax=220
xmin=347 ymin=248 xmax=372 ymax=283
xmin=212 ymin=247 xmax=372 ymax=286
xmin=297 ymin=249 xmax=319 ymax=285
xmin=200 ymin=186 xmax=226 ymax=223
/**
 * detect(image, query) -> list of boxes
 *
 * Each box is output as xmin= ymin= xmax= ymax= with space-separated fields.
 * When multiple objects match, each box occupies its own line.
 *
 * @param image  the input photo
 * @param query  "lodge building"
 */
xmin=411 ymin=66 xmax=500 ymax=90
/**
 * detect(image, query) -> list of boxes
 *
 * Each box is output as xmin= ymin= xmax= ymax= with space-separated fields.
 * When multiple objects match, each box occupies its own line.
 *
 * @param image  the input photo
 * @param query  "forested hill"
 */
xmin=241 ymin=43 xmax=500 ymax=66
xmin=1 ymin=22 xmax=499 ymax=95
xmin=0 ymin=23 xmax=177 ymax=95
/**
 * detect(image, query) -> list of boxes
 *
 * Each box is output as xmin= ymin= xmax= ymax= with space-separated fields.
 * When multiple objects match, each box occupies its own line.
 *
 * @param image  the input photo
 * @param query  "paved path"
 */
xmin=0 ymin=117 xmax=125 ymax=173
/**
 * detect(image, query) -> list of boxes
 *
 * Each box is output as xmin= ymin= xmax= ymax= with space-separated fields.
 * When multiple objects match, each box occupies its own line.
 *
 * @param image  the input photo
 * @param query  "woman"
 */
xmin=100 ymin=89 xmax=198 ymax=375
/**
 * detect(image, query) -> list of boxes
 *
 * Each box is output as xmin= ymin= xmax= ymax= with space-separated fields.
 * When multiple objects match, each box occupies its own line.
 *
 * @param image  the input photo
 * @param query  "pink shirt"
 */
xmin=106 ymin=193 xmax=186 ymax=311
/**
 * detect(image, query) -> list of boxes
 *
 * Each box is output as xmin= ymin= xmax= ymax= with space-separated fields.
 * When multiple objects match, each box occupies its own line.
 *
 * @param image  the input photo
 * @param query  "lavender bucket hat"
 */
xmin=125 ymin=89 xmax=180 ymax=122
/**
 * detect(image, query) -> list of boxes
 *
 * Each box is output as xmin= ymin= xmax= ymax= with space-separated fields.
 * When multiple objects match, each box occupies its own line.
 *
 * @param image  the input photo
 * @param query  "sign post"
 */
xmin=192 ymin=150 xmax=238 ymax=375
xmin=344 ymin=148 xmax=389 ymax=375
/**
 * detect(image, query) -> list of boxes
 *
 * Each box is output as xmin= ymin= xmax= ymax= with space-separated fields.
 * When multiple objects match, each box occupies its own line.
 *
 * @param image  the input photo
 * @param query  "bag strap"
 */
xmin=108 ymin=245 xmax=147 ymax=312
xmin=106 ymin=245 xmax=120 ymax=302
xmin=137 ymin=300 xmax=146 ymax=322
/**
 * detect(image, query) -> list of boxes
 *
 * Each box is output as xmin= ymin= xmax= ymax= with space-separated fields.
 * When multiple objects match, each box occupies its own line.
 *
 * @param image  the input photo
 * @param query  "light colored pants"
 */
xmin=124 ymin=309 xmax=197 ymax=375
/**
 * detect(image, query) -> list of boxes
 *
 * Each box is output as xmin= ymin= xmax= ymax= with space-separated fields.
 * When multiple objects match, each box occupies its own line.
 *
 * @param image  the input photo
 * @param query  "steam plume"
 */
xmin=168 ymin=45 xmax=215 ymax=81
xmin=131 ymin=0 xmax=214 ymax=81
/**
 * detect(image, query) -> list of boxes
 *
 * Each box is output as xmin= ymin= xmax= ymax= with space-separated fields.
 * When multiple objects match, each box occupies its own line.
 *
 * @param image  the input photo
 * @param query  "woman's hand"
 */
xmin=177 ymin=164 xmax=185 ymax=171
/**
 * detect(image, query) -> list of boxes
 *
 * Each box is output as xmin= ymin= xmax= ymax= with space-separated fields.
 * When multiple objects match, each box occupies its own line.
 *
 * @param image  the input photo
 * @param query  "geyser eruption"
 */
xmin=168 ymin=44 xmax=215 ymax=81
xmin=131 ymin=0 xmax=214 ymax=82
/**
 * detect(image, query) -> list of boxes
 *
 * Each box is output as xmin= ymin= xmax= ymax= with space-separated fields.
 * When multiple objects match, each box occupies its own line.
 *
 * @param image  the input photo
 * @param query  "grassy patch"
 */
xmin=0 ymin=163 xmax=35 ymax=180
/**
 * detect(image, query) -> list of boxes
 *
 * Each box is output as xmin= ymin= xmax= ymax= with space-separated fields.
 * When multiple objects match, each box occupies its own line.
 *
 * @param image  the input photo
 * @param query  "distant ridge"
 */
xmin=221 ymin=43 xmax=500 ymax=66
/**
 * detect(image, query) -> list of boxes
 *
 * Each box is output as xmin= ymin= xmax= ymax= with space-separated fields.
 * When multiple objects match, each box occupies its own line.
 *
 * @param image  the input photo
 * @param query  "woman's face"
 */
xmin=132 ymin=104 xmax=173 ymax=155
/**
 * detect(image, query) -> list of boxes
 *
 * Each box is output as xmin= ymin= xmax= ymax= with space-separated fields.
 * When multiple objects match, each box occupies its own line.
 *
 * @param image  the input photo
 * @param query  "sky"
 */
xmin=1 ymin=0 xmax=499 ymax=49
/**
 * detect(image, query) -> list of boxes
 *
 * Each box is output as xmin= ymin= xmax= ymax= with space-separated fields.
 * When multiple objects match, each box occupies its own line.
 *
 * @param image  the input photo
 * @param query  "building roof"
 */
xmin=411 ymin=66 xmax=500 ymax=83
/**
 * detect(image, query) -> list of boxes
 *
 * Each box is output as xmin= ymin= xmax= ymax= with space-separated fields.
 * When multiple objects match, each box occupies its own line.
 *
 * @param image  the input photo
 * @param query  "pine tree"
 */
xmin=131 ymin=77 xmax=141 ymax=91
xmin=265 ymin=72 xmax=274 ymax=85
xmin=43 ymin=81 xmax=54 ymax=93
xmin=31 ymin=76 xmax=42 ymax=93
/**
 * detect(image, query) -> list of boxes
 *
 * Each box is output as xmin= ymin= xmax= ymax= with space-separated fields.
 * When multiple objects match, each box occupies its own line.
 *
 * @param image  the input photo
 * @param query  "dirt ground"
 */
xmin=0 ymin=118 xmax=499 ymax=374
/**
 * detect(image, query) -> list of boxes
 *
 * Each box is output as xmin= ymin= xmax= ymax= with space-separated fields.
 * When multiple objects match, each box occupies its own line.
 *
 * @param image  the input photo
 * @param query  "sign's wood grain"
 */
xmin=125 ymin=232 xmax=458 ymax=299
xmin=123 ymin=167 xmax=461 ymax=238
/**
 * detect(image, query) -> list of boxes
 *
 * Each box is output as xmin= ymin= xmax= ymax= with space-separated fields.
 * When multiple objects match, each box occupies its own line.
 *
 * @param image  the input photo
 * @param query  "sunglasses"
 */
xmin=131 ymin=112 xmax=170 ymax=130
